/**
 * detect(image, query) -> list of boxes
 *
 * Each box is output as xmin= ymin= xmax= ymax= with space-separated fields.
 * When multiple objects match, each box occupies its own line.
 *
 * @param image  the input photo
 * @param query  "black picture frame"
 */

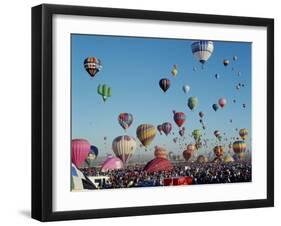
xmin=32 ymin=4 xmax=274 ymax=222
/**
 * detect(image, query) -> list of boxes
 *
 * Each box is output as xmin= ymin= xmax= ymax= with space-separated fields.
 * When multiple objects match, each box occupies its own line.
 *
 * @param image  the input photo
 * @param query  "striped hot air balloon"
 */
xmin=154 ymin=146 xmax=168 ymax=159
xmin=72 ymin=139 xmax=91 ymax=168
xmin=173 ymin=111 xmax=186 ymax=128
xmin=161 ymin=122 xmax=172 ymax=136
xmin=118 ymin=113 xmax=133 ymax=130
xmin=84 ymin=57 xmax=102 ymax=77
xmin=136 ymin=124 xmax=157 ymax=147
xmin=159 ymin=78 xmax=170 ymax=92
xmin=112 ymin=135 xmax=137 ymax=164
xmin=239 ymin=128 xmax=248 ymax=140
xmin=191 ymin=40 xmax=214 ymax=65
xmin=232 ymin=141 xmax=247 ymax=158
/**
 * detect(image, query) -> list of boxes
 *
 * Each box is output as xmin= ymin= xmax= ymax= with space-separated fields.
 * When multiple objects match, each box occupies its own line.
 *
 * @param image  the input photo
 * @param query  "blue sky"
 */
xmin=71 ymin=34 xmax=251 ymax=158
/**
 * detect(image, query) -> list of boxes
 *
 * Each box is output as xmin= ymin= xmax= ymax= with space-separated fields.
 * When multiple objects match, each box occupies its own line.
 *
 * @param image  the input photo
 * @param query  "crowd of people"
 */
xmin=80 ymin=161 xmax=252 ymax=189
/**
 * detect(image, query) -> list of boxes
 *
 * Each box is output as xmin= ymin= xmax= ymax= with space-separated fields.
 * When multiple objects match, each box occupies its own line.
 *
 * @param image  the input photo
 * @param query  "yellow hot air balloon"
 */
xmin=224 ymin=155 xmax=234 ymax=163
xmin=171 ymin=65 xmax=178 ymax=76
xmin=136 ymin=124 xmax=157 ymax=148
xmin=239 ymin=128 xmax=248 ymax=140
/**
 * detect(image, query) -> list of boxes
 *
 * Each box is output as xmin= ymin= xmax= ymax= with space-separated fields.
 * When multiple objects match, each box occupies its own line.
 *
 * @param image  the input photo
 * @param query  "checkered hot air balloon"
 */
xmin=84 ymin=57 xmax=102 ymax=78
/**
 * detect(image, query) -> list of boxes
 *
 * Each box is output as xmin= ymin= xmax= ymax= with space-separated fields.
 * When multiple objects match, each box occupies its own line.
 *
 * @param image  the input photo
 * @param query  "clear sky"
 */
xmin=71 ymin=34 xmax=251 ymax=159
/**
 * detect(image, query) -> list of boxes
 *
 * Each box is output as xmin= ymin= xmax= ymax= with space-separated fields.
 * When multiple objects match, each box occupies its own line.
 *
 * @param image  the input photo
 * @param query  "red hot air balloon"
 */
xmin=72 ymin=139 xmax=91 ymax=168
xmin=173 ymin=111 xmax=186 ymax=128
xmin=143 ymin=158 xmax=173 ymax=173
xmin=183 ymin=144 xmax=196 ymax=161
xmin=218 ymin=98 xmax=227 ymax=108
xmin=162 ymin=122 xmax=172 ymax=136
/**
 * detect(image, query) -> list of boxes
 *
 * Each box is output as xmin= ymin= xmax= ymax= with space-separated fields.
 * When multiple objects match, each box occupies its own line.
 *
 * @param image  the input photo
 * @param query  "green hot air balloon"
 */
xmin=97 ymin=84 xmax=112 ymax=102
xmin=187 ymin=96 xmax=198 ymax=110
xmin=192 ymin=129 xmax=202 ymax=142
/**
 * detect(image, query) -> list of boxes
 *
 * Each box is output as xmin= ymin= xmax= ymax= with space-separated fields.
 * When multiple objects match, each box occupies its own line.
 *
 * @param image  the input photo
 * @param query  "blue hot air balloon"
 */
xmin=191 ymin=41 xmax=214 ymax=66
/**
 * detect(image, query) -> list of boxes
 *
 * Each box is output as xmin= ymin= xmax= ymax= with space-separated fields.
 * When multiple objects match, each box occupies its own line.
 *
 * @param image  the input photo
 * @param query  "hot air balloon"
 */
xmin=112 ymin=135 xmax=137 ymax=164
xmin=242 ymin=104 xmax=246 ymax=108
xmin=97 ymin=84 xmax=112 ymax=102
xmin=159 ymin=78 xmax=170 ymax=93
xmin=192 ymin=129 xmax=202 ymax=142
xmin=212 ymin=103 xmax=219 ymax=111
xmin=215 ymin=73 xmax=220 ymax=79
xmin=157 ymin=125 xmax=163 ymax=135
xmin=143 ymin=158 xmax=173 ymax=173
xmin=223 ymin=59 xmax=229 ymax=66
xmin=237 ymin=71 xmax=241 ymax=76
xmin=86 ymin=145 xmax=99 ymax=167
xmin=182 ymin=84 xmax=190 ymax=94
xmin=232 ymin=140 xmax=246 ymax=159
xmin=214 ymin=130 xmax=222 ymax=141
xmin=179 ymin=128 xmax=185 ymax=137
xmin=154 ymin=146 xmax=168 ymax=159
xmin=239 ymin=128 xmax=248 ymax=140
xmin=173 ymin=137 xmax=178 ymax=143
xmin=213 ymin=145 xmax=224 ymax=158
xmin=191 ymin=40 xmax=214 ymax=66
xmin=183 ymin=144 xmax=196 ymax=161
xmin=224 ymin=155 xmax=234 ymax=163
xmin=199 ymin=111 xmax=204 ymax=118
xmin=187 ymin=96 xmax=198 ymax=110
xmin=136 ymin=124 xmax=157 ymax=147
xmin=162 ymin=122 xmax=172 ymax=136
xmin=72 ymin=139 xmax=91 ymax=168
xmin=118 ymin=113 xmax=133 ymax=130
xmin=100 ymin=156 xmax=124 ymax=172
xmin=233 ymin=56 xmax=238 ymax=61
xmin=197 ymin=155 xmax=207 ymax=164
xmin=173 ymin=111 xmax=186 ymax=128
xmin=218 ymin=98 xmax=227 ymax=108
xmin=171 ymin=64 xmax=178 ymax=76
xmin=84 ymin=57 xmax=102 ymax=78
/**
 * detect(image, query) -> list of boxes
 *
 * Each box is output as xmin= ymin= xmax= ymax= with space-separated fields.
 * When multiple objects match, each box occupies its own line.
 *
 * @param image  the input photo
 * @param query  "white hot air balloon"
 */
xmin=191 ymin=40 xmax=214 ymax=67
xmin=112 ymin=135 xmax=137 ymax=164
xmin=182 ymin=84 xmax=190 ymax=94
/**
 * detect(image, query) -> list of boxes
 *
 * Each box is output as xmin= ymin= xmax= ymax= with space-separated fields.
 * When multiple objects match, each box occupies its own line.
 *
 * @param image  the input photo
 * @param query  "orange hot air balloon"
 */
xmin=154 ymin=146 xmax=168 ymax=159
xmin=213 ymin=145 xmax=224 ymax=158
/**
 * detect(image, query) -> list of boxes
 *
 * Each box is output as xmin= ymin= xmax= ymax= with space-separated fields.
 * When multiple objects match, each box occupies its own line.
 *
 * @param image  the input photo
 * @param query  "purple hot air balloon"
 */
xmin=100 ymin=156 xmax=124 ymax=172
xmin=162 ymin=122 xmax=172 ymax=136
xmin=72 ymin=139 xmax=91 ymax=168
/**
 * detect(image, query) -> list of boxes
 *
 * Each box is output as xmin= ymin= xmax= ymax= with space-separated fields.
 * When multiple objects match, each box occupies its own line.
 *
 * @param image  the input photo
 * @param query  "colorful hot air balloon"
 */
xmin=72 ymin=139 xmax=91 ymax=168
xmin=162 ymin=122 xmax=172 ymax=136
xmin=199 ymin=111 xmax=204 ymax=118
xmin=171 ymin=65 xmax=178 ymax=76
xmin=197 ymin=155 xmax=207 ymax=163
xmin=86 ymin=145 xmax=99 ymax=167
xmin=84 ymin=57 xmax=102 ymax=78
xmin=223 ymin=59 xmax=229 ymax=66
xmin=118 ymin=113 xmax=133 ymax=130
xmin=214 ymin=130 xmax=222 ymax=141
xmin=154 ymin=146 xmax=168 ymax=159
xmin=112 ymin=135 xmax=137 ymax=164
xmin=213 ymin=145 xmax=224 ymax=158
xmin=218 ymin=98 xmax=227 ymax=108
xmin=191 ymin=40 xmax=214 ymax=65
xmin=157 ymin=124 xmax=163 ymax=135
xmin=182 ymin=84 xmax=190 ymax=94
xmin=239 ymin=128 xmax=248 ymax=140
xmin=136 ymin=124 xmax=157 ymax=147
xmin=159 ymin=78 xmax=170 ymax=93
xmin=232 ymin=140 xmax=247 ymax=158
xmin=224 ymin=155 xmax=234 ymax=163
xmin=212 ymin=103 xmax=219 ymax=111
xmin=173 ymin=111 xmax=186 ymax=128
xmin=97 ymin=84 xmax=112 ymax=102
xmin=187 ymin=96 xmax=198 ymax=110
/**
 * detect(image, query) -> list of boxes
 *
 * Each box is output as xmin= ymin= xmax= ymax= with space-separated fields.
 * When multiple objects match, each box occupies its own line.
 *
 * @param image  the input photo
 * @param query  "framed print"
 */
xmin=31 ymin=4 xmax=274 ymax=222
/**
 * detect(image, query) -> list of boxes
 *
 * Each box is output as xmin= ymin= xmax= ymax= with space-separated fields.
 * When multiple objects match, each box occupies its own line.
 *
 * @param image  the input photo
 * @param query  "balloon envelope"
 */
xmin=118 ymin=113 xmax=133 ymax=130
xmin=100 ymin=156 xmax=124 ymax=172
xmin=143 ymin=158 xmax=173 ymax=173
xmin=72 ymin=139 xmax=91 ymax=168
xmin=136 ymin=124 xmax=157 ymax=147
xmin=159 ymin=78 xmax=170 ymax=92
xmin=162 ymin=122 xmax=172 ymax=136
xmin=84 ymin=57 xmax=102 ymax=77
xmin=191 ymin=41 xmax=214 ymax=64
xmin=112 ymin=135 xmax=137 ymax=164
